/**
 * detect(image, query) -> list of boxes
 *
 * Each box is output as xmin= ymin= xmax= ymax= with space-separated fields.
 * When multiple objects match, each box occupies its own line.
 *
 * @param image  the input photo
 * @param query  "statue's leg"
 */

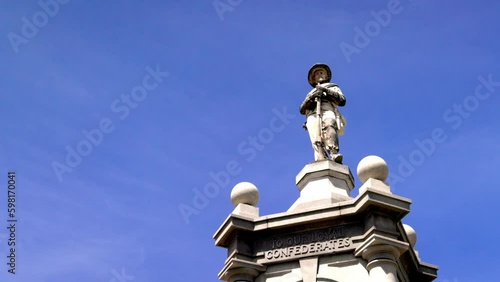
xmin=306 ymin=115 xmax=324 ymax=161
xmin=323 ymin=118 xmax=339 ymax=152
xmin=323 ymin=116 xmax=342 ymax=163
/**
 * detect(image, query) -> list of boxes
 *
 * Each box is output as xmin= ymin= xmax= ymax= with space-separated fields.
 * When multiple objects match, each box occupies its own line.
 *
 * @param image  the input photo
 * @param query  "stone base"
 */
xmin=288 ymin=160 xmax=355 ymax=212
xmin=358 ymin=178 xmax=391 ymax=195
xmin=232 ymin=203 xmax=259 ymax=219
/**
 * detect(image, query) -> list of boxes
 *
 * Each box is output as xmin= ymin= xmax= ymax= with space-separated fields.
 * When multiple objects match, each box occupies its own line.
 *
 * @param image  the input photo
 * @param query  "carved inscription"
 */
xmin=268 ymin=227 xmax=344 ymax=249
xmin=261 ymin=227 xmax=352 ymax=261
xmin=265 ymin=238 xmax=351 ymax=260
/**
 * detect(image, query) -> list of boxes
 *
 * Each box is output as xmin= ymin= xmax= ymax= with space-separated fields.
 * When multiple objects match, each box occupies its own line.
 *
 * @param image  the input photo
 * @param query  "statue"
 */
xmin=300 ymin=63 xmax=347 ymax=163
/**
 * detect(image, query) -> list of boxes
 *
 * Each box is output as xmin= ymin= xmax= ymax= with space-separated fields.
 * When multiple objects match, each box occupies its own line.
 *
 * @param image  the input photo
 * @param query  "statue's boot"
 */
xmin=326 ymin=144 xmax=342 ymax=163
xmin=330 ymin=153 xmax=343 ymax=163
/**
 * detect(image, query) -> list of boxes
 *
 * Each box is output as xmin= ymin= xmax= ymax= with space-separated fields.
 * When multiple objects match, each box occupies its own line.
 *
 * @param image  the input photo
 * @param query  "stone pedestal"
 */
xmin=214 ymin=156 xmax=439 ymax=281
xmin=289 ymin=160 xmax=355 ymax=212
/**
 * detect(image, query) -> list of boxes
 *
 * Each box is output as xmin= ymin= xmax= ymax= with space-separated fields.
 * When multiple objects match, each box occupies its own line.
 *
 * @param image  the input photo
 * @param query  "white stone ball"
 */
xmin=357 ymin=155 xmax=389 ymax=183
xmin=230 ymin=182 xmax=259 ymax=207
xmin=403 ymin=224 xmax=417 ymax=247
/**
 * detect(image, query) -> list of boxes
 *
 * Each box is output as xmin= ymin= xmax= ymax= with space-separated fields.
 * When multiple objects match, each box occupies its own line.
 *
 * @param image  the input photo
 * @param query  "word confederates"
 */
xmin=263 ymin=228 xmax=350 ymax=260
xmin=265 ymin=237 xmax=351 ymax=260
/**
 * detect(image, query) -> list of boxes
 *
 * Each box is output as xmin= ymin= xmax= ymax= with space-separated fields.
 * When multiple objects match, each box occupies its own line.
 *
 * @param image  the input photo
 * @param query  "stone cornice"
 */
xmin=214 ymin=188 xmax=411 ymax=248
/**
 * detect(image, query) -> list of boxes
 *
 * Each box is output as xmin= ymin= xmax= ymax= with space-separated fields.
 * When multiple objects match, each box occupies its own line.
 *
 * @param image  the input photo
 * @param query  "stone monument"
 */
xmin=213 ymin=64 xmax=438 ymax=282
xmin=300 ymin=63 xmax=347 ymax=163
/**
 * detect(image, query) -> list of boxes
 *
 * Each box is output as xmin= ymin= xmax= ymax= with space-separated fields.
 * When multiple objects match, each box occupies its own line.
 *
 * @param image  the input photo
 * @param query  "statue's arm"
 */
xmin=300 ymin=90 xmax=318 ymax=115
xmin=325 ymin=85 xmax=346 ymax=107
xmin=299 ymin=97 xmax=310 ymax=115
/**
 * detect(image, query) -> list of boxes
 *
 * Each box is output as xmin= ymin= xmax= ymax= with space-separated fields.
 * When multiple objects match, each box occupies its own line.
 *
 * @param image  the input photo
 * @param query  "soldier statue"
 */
xmin=300 ymin=63 xmax=347 ymax=163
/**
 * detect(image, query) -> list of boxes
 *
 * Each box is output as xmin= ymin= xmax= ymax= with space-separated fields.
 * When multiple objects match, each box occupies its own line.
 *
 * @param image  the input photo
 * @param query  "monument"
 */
xmin=300 ymin=63 xmax=347 ymax=163
xmin=213 ymin=63 xmax=438 ymax=282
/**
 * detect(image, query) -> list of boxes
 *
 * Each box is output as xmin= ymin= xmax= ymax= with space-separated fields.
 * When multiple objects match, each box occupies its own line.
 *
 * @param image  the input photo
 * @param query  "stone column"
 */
xmin=355 ymin=233 xmax=408 ymax=282
xmin=354 ymin=155 xmax=405 ymax=281
xmin=216 ymin=183 xmax=266 ymax=282
xmin=362 ymin=245 xmax=400 ymax=282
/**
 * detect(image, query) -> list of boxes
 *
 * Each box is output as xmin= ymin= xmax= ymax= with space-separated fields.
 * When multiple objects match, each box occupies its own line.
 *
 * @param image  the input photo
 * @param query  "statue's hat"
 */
xmin=308 ymin=63 xmax=332 ymax=87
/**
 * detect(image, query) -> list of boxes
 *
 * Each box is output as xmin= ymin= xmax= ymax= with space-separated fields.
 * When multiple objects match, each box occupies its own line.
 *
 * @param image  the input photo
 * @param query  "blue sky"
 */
xmin=0 ymin=0 xmax=499 ymax=281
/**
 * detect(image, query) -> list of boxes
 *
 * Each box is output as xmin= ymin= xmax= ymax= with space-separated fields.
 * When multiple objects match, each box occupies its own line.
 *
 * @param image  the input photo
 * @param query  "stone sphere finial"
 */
xmin=231 ymin=182 xmax=259 ymax=207
xmin=357 ymin=155 xmax=389 ymax=183
xmin=403 ymin=224 xmax=417 ymax=247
